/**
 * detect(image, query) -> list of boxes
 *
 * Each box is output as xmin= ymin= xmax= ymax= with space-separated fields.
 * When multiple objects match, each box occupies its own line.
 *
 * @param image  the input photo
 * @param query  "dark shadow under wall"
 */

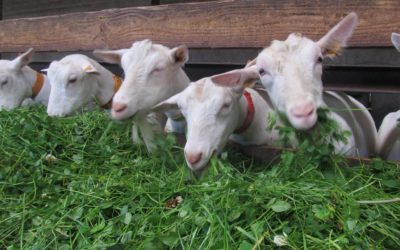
xmin=370 ymin=93 xmax=400 ymax=128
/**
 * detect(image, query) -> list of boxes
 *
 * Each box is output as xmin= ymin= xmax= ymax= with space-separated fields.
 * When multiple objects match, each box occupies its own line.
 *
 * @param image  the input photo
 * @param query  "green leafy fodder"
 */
xmin=0 ymin=106 xmax=399 ymax=249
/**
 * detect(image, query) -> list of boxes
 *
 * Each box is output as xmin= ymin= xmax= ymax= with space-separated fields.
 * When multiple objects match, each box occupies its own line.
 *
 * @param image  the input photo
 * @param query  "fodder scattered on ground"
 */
xmin=0 ymin=106 xmax=399 ymax=249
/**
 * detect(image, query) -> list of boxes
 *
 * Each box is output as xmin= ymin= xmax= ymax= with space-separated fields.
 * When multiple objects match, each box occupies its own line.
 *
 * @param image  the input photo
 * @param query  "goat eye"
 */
xmin=68 ymin=77 xmax=77 ymax=84
xmin=152 ymin=67 xmax=164 ymax=74
xmin=220 ymin=102 xmax=231 ymax=113
xmin=222 ymin=103 xmax=230 ymax=109
xmin=317 ymin=56 xmax=323 ymax=64
xmin=1 ymin=79 xmax=8 ymax=86
xmin=258 ymin=68 xmax=267 ymax=76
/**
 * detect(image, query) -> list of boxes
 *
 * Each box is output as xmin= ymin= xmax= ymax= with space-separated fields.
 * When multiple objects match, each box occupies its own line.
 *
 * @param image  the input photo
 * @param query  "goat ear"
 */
xmin=82 ymin=62 xmax=99 ymax=74
xmin=93 ymin=49 xmax=127 ymax=64
xmin=171 ymin=45 xmax=189 ymax=65
xmin=245 ymin=58 xmax=256 ymax=68
xmin=391 ymin=33 xmax=400 ymax=52
xmin=211 ymin=71 xmax=241 ymax=87
xmin=11 ymin=48 xmax=35 ymax=71
xmin=317 ymin=12 xmax=358 ymax=58
xmin=211 ymin=65 xmax=259 ymax=91
xmin=42 ymin=60 xmax=59 ymax=73
xmin=152 ymin=93 xmax=180 ymax=113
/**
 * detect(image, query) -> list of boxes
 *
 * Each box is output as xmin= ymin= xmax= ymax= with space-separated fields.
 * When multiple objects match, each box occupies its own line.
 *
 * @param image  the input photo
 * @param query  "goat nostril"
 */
xmin=186 ymin=152 xmax=202 ymax=165
xmin=305 ymin=108 xmax=314 ymax=117
xmin=291 ymin=105 xmax=314 ymax=118
xmin=112 ymin=102 xmax=127 ymax=113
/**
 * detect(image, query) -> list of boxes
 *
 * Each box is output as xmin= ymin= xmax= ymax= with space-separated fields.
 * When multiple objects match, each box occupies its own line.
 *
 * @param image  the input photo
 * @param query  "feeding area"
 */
xmin=0 ymin=106 xmax=399 ymax=249
xmin=0 ymin=0 xmax=399 ymax=249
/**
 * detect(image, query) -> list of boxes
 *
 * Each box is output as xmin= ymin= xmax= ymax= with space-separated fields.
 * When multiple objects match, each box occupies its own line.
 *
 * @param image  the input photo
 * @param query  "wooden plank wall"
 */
xmin=0 ymin=0 xmax=399 ymax=52
xmin=1 ymin=0 xmax=215 ymax=19
xmin=1 ymin=0 xmax=152 ymax=19
xmin=159 ymin=0 xmax=215 ymax=4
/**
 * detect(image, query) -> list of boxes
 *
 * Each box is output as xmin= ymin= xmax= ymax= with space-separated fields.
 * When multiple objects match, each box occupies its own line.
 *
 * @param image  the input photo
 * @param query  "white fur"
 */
xmin=377 ymin=111 xmax=400 ymax=161
xmin=93 ymin=40 xmax=190 ymax=151
xmin=255 ymin=13 xmax=376 ymax=157
xmin=46 ymin=54 xmax=117 ymax=117
xmin=391 ymin=33 xmax=400 ymax=52
xmin=154 ymin=67 xmax=278 ymax=171
xmin=0 ymin=48 xmax=50 ymax=110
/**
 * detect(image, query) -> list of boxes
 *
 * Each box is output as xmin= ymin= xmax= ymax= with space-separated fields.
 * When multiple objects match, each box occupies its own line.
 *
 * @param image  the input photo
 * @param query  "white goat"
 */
xmin=0 ymin=48 xmax=50 ymax=110
xmin=254 ymin=12 xmax=377 ymax=157
xmin=376 ymin=33 xmax=400 ymax=161
xmin=45 ymin=54 xmax=122 ymax=117
xmin=93 ymin=40 xmax=190 ymax=152
xmin=154 ymin=66 xmax=278 ymax=171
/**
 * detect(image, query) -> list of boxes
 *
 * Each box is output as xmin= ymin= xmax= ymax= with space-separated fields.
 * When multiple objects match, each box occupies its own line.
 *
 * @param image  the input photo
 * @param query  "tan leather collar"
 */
xmin=102 ymin=75 xmax=122 ymax=109
xmin=32 ymin=72 xmax=45 ymax=98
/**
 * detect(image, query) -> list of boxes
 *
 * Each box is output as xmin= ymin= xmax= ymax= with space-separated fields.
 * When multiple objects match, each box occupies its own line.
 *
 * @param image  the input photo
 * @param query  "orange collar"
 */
xmin=32 ymin=72 xmax=45 ymax=98
xmin=102 ymin=75 xmax=122 ymax=109
xmin=234 ymin=90 xmax=255 ymax=134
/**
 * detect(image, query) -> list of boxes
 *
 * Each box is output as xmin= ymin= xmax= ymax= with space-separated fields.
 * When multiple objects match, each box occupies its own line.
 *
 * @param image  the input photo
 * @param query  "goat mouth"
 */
xmin=186 ymin=157 xmax=206 ymax=171
xmin=289 ymin=115 xmax=317 ymax=130
xmin=186 ymin=149 xmax=218 ymax=172
xmin=112 ymin=108 xmax=137 ymax=121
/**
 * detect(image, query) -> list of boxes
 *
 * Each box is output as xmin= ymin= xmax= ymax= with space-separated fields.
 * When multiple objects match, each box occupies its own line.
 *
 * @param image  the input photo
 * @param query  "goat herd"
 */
xmin=0 ymin=13 xmax=399 ymax=171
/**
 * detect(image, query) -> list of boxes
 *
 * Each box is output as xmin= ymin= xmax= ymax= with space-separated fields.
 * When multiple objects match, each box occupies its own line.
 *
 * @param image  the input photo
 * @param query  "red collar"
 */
xmin=102 ymin=75 xmax=122 ymax=109
xmin=234 ymin=90 xmax=255 ymax=134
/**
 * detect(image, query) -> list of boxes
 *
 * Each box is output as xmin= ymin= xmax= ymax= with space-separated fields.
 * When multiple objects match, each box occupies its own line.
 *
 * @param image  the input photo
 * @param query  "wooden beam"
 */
xmin=0 ymin=0 xmax=399 ymax=52
xmin=1 ymin=0 xmax=152 ymax=19
xmin=159 ymin=0 xmax=215 ymax=4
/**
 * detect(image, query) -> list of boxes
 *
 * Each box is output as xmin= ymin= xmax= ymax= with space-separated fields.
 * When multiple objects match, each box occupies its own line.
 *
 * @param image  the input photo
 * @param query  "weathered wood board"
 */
xmin=159 ymin=0 xmax=216 ymax=4
xmin=1 ymin=0 xmax=152 ymax=19
xmin=0 ymin=0 xmax=399 ymax=52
